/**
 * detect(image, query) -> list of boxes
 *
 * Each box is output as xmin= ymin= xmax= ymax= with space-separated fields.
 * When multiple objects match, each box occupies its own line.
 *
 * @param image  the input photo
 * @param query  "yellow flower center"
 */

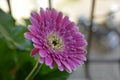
xmin=47 ymin=33 xmax=64 ymax=51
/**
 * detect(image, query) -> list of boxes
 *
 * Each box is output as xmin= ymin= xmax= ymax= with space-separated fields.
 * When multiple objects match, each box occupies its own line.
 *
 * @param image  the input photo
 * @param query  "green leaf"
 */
xmin=42 ymin=70 xmax=70 ymax=80
xmin=0 ymin=38 xmax=34 ymax=80
xmin=24 ymin=18 xmax=31 ymax=26
xmin=33 ymin=64 xmax=70 ymax=80
xmin=15 ymin=61 xmax=34 ymax=80
xmin=0 ymin=39 xmax=15 ymax=80
xmin=0 ymin=9 xmax=32 ymax=51
xmin=0 ymin=9 xmax=34 ymax=80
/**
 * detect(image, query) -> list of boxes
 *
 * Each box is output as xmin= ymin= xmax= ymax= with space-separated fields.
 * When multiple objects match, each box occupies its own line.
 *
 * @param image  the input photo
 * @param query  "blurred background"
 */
xmin=0 ymin=0 xmax=120 ymax=80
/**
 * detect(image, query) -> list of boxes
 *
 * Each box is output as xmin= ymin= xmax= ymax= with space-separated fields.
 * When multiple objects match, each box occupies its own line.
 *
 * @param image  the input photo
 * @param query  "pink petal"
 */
xmin=54 ymin=58 xmax=61 ymax=66
xmin=45 ymin=56 xmax=53 ymax=66
xmin=24 ymin=32 xmax=33 ymax=40
xmin=31 ymin=12 xmax=39 ymax=20
xmin=67 ymin=59 xmax=77 ymax=70
xmin=39 ymin=57 xmax=44 ymax=63
xmin=30 ymin=17 xmax=39 ymax=27
xmin=32 ymin=38 xmax=40 ymax=44
xmin=30 ymin=48 xmax=39 ymax=56
xmin=39 ymin=50 xmax=48 ymax=57
xmin=58 ymin=65 xmax=64 ymax=71
xmin=45 ymin=8 xmax=51 ymax=21
xmin=61 ymin=16 xmax=69 ymax=27
xmin=66 ymin=41 xmax=87 ymax=47
xmin=40 ymin=8 xmax=45 ymax=21
xmin=70 ymin=58 xmax=81 ymax=65
xmin=28 ymin=25 xmax=38 ymax=35
xmin=61 ymin=61 xmax=72 ymax=73
xmin=75 ymin=48 xmax=87 ymax=54
xmin=74 ymin=55 xmax=87 ymax=61
xmin=72 ymin=32 xmax=84 ymax=39
xmin=65 ymin=67 xmax=72 ymax=73
xmin=56 ymin=12 xmax=63 ymax=26
xmin=74 ymin=41 xmax=87 ymax=47
xmin=51 ymin=8 xmax=57 ymax=20
xmin=65 ymin=22 xmax=74 ymax=30
xmin=49 ymin=62 xmax=54 ymax=69
xmin=33 ymin=43 xmax=42 ymax=49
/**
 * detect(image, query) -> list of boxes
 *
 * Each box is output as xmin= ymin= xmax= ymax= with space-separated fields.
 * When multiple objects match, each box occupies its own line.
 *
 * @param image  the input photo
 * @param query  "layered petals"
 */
xmin=24 ymin=8 xmax=87 ymax=73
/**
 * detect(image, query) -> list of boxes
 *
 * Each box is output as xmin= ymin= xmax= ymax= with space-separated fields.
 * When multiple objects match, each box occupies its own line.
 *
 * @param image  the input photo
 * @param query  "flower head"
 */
xmin=24 ymin=8 xmax=87 ymax=73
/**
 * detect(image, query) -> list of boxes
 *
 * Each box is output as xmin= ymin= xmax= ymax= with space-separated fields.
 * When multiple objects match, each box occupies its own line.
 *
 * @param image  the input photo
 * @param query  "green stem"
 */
xmin=25 ymin=61 xmax=42 ymax=80
xmin=7 ymin=0 xmax=12 ymax=15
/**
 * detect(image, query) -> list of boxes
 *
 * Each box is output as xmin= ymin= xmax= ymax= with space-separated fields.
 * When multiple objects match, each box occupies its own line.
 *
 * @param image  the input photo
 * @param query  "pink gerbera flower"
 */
xmin=24 ymin=8 xmax=87 ymax=73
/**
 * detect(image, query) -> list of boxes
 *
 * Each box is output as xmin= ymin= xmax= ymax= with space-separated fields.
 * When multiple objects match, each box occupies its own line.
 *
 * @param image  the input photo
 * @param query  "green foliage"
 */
xmin=0 ymin=9 xmax=70 ymax=80
xmin=39 ymin=67 xmax=70 ymax=80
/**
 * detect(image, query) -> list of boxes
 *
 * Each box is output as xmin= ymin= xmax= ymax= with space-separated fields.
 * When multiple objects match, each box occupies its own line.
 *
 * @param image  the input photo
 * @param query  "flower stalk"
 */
xmin=25 ymin=61 xmax=42 ymax=80
xmin=85 ymin=0 xmax=96 ymax=80
xmin=7 ymin=0 xmax=12 ymax=15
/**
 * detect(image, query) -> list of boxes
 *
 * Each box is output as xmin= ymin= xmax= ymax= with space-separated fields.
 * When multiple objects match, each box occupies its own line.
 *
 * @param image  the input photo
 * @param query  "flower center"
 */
xmin=47 ymin=33 xmax=64 ymax=51
xmin=52 ymin=40 xmax=57 ymax=46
